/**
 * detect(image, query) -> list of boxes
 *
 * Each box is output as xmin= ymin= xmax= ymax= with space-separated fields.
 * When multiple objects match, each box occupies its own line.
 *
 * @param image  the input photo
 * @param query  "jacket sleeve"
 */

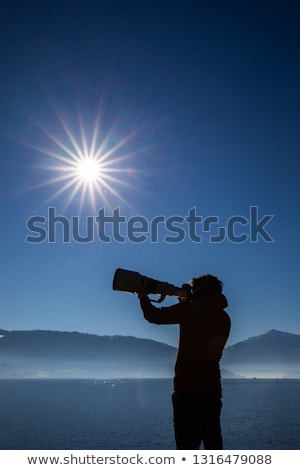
xmin=139 ymin=296 xmax=185 ymax=324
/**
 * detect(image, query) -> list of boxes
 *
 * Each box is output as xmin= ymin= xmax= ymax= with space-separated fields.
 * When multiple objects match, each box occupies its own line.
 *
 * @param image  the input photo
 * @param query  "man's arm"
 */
xmin=139 ymin=294 xmax=185 ymax=325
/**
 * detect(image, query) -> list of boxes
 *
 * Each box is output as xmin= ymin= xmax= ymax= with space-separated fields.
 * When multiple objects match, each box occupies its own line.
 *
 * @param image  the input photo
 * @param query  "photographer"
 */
xmin=138 ymin=274 xmax=231 ymax=450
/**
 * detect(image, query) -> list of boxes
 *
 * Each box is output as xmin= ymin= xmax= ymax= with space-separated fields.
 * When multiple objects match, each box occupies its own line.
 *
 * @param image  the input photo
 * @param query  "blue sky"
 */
xmin=0 ymin=0 xmax=299 ymax=347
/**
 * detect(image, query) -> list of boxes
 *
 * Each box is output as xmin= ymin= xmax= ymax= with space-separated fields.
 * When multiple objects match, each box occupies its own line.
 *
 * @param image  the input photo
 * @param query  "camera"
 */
xmin=112 ymin=268 xmax=190 ymax=303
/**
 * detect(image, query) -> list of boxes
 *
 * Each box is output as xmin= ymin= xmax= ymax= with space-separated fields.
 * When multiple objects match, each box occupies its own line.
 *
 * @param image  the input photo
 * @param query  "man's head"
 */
xmin=190 ymin=274 xmax=223 ymax=298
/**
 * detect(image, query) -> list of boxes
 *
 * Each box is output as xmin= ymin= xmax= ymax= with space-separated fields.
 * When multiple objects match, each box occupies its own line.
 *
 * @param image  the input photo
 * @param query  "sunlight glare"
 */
xmin=27 ymin=107 xmax=140 ymax=211
xmin=77 ymin=158 xmax=100 ymax=182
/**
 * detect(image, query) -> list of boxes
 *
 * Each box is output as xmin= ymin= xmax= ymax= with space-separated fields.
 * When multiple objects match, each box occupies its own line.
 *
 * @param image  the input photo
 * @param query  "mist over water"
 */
xmin=227 ymin=364 xmax=300 ymax=379
xmin=0 ymin=378 xmax=299 ymax=450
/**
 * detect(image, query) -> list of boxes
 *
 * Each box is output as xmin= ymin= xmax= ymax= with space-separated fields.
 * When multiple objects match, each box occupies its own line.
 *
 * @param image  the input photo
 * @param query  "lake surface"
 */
xmin=0 ymin=378 xmax=299 ymax=449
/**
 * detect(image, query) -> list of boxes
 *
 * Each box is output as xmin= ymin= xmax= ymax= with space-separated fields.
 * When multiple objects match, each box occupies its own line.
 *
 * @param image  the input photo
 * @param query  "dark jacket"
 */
xmin=139 ymin=294 xmax=231 ymax=395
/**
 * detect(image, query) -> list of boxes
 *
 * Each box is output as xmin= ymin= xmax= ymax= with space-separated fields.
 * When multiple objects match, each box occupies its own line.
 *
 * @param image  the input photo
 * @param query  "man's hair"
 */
xmin=190 ymin=274 xmax=223 ymax=297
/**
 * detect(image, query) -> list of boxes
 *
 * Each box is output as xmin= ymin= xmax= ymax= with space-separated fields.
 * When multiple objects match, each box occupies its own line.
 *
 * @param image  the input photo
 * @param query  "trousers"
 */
xmin=172 ymin=391 xmax=223 ymax=450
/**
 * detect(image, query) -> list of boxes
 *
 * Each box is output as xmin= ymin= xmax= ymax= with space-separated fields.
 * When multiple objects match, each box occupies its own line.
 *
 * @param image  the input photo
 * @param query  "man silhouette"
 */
xmin=138 ymin=274 xmax=231 ymax=450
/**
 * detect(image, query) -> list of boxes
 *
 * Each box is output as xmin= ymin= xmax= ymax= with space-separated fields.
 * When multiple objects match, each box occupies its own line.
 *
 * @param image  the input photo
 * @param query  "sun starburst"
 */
xmin=77 ymin=159 xmax=100 ymax=181
xmin=27 ymin=106 xmax=140 ymax=212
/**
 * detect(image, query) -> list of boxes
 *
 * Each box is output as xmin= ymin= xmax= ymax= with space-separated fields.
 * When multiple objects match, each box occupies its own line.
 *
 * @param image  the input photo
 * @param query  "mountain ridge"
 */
xmin=222 ymin=329 xmax=300 ymax=364
xmin=1 ymin=328 xmax=300 ymax=378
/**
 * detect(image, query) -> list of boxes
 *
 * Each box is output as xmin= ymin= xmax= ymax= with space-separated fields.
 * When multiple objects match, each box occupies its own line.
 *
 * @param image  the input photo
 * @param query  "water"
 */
xmin=0 ymin=378 xmax=299 ymax=450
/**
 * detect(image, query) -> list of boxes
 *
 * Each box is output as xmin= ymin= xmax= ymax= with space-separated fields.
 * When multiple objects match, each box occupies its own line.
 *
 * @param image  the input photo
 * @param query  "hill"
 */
xmin=0 ymin=329 xmax=176 ymax=378
xmin=1 ymin=328 xmax=300 ymax=378
xmin=222 ymin=329 xmax=300 ymax=378
xmin=223 ymin=329 xmax=300 ymax=364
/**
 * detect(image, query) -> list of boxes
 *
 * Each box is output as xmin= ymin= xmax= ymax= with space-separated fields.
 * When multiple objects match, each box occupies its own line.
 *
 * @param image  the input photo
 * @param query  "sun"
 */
xmin=76 ymin=158 xmax=100 ymax=182
xmin=27 ymin=106 xmax=139 ymax=211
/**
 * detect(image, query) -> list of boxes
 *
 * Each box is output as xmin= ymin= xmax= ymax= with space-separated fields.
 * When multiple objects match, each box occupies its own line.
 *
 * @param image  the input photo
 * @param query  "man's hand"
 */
xmin=138 ymin=292 xmax=149 ymax=300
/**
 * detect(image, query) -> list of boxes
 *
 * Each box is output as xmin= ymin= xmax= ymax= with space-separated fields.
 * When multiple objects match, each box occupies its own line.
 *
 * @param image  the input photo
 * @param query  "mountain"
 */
xmin=222 ymin=329 xmax=300 ymax=378
xmin=0 ymin=329 xmax=177 ymax=379
xmin=223 ymin=329 xmax=300 ymax=363
xmin=0 ymin=328 xmax=299 ymax=378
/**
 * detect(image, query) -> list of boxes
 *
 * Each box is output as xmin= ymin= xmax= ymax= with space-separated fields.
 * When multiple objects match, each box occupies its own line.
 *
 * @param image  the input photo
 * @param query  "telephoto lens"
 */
xmin=112 ymin=268 xmax=184 ymax=302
